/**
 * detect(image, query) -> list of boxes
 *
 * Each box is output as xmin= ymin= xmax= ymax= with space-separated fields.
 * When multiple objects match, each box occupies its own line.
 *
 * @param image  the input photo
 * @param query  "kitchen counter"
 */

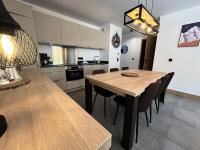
xmin=40 ymin=61 xmax=108 ymax=68
xmin=0 ymin=69 xmax=111 ymax=150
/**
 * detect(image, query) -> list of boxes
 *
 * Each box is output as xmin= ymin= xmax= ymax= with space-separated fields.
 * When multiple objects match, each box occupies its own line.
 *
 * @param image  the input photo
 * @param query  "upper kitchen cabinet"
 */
xmin=34 ymin=11 xmax=61 ymax=44
xmin=93 ymin=30 xmax=107 ymax=49
xmin=79 ymin=25 xmax=93 ymax=48
xmin=11 ymin=14 xmax=38 ymax=46
xmin=3 ymin=0 xmax=33 ymax=18
xmin=60 ymin=20 xmax=80 ymax=46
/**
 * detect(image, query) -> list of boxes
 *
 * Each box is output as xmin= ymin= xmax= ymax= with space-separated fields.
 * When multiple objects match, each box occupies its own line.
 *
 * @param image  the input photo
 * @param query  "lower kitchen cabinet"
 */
xmin=84 ymin=64 xmax=108 ymax=76
xmin=40 ymin=64 xmax=108 ymax=92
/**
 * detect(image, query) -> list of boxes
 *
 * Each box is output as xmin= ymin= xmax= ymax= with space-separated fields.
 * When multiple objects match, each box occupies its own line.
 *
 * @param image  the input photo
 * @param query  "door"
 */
xmin=139 ymin=39 xmax=147 ymax=69
xmin=143 ymin=36 xmax=157 ymax=70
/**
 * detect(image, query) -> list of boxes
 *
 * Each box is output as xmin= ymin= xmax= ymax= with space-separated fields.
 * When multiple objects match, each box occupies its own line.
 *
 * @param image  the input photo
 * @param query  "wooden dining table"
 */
xmin=85 ymin=69 xmax=167 ymax=150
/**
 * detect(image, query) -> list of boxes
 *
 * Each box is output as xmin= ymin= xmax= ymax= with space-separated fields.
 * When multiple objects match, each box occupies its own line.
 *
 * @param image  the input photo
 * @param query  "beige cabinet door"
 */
xmin=11 ymin=14 xmax=38 ymax=47
xmin=92 ymin=30 xmax=107 ymax=49
xmin=80 ymin=26 xmax=93 ymax=48
xmin=3 ymin=0 xmax=33 ymax=18
xmin=34 ymin=11 xmax=61 ymax=44
xmin=60 ymin=19 xmax=80 ymax=46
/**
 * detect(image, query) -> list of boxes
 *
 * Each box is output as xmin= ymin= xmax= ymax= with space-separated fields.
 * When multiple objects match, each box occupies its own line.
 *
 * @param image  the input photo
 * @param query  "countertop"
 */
xmin=40 ymin=61 xmax=109 ymax=68
xmin=0 ymin=69 xmax=111 ymax=150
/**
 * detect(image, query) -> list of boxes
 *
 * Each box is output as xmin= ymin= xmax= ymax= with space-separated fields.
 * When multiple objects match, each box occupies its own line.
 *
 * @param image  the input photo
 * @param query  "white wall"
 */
xmin=121 ymin=33 xmax=145 ymax=69
xmin=153 ymin=5 xmax=200 ymax=96
xmin=101 ymin=24 xmax=122 ymax=70
xmin=76 ymin=48 xmax=100 ymax=61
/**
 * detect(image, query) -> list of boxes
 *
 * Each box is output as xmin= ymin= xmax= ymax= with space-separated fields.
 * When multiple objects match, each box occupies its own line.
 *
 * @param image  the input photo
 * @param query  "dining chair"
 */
xmin=121 ymin=67 xmax=129 ymax=70
xmin=162 ymin=72 xmax=175 ymax=104
xmin=112 ymin=80 xmax=161 ymax=143
xmin=110 ymin=68 xmax=119 ymax=72
xmin=92 ymin=69 xmax=115 ymax=117
xmin=154 ymin=75 xmax=170 ymax=114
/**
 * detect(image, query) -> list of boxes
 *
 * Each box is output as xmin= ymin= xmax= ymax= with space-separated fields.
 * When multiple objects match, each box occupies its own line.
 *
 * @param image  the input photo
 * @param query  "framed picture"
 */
xmin=178 ymin=22 xmax=200 ymax=47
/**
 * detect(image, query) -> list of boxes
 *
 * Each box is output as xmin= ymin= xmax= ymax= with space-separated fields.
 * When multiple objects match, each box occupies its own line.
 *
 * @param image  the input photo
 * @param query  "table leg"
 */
xmin=0 ymin=115 xmax=7 ymax=137
xmin=85 ymin=79 xmax=93 ymax=113
xmin=159 ymin=90 xmax=166 ymax=104
xmin=121 ymin=95 xmax=138 ymax=150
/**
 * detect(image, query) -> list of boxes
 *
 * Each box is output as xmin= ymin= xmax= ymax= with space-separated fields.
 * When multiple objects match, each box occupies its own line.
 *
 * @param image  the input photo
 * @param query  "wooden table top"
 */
xmin=0 ymin=70 xmax=111 ymax=150
xmin=86 ymin=69 xmax=167 ymax=97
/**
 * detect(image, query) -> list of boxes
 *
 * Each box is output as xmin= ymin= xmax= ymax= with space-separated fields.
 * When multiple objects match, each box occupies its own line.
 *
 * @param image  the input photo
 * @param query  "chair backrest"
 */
xmin=110 ymin=68 xmax=119 ymax=72
xmin=138 ymin=80 xmax=161 ymax=112
xmin=122 ymin=67 xmax=129 ymax=70
xmin=92 ymin=69 xmax=105 ymax=75
xmin=165 ymin=72 xmax=175 ymax=89
xmin=155 ymin=75 xmax=170 ymax=98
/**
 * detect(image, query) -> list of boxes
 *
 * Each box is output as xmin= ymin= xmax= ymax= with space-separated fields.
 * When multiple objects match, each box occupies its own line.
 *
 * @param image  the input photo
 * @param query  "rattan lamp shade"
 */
xmin=0 ymin=0 xmax=37 ymax=69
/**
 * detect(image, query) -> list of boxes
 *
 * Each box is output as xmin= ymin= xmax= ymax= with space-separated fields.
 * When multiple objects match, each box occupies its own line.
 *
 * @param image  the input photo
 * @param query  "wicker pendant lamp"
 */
xmin=0 ymin=0 xmax=37 ymax=136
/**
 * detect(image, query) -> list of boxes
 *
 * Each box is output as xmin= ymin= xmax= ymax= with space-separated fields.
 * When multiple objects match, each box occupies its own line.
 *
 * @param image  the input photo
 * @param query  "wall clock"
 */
xmin=112 ymin=33 xmax=120 ymax=48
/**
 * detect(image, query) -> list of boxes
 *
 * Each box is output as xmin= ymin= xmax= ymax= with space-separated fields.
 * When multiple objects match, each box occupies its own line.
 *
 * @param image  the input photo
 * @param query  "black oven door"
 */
xmin=66 ymin=68 xmax=84 ymax=81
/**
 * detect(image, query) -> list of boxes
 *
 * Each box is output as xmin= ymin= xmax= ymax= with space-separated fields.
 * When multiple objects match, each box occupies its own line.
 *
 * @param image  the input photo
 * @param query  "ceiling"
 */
xmin=23 ymin=0 xmax=200 ymax=33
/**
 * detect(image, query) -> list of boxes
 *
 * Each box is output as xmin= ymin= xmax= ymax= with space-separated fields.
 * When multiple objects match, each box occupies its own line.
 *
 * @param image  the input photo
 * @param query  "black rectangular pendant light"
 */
xmin=124 ymin=4 xmax=159 ymax=35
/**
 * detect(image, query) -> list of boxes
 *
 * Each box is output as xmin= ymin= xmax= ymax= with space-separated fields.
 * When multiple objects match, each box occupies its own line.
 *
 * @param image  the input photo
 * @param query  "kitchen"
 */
xmin=1 ymin=0 xmax=200 ymax=150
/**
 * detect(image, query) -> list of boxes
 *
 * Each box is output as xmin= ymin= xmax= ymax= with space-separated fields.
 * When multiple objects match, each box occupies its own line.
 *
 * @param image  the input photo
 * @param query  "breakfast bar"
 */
xmin=0 ymin=70 xmax=111 ymax=150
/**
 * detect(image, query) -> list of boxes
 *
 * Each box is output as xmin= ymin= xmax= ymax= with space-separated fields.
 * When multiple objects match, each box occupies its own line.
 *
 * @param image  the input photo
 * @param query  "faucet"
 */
xmin=94 ymin=56 xmax=100 ymax=63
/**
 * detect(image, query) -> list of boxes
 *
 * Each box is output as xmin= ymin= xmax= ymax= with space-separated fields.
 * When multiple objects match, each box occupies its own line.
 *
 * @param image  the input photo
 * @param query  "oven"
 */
xmin=66 ymin=66 xmax=84 ymax=81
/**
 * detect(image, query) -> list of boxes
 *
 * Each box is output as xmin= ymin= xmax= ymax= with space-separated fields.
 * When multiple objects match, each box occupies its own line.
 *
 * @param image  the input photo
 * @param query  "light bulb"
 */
xmin=147 ymin=27 xmax=152 ymax=33
xmin=133 ymin=20 xmax=139 ymax=25
xmin=141 ymin=23 xmax=146 ymax=29
xmin=1 ymin=34 xmax=14 ymax=60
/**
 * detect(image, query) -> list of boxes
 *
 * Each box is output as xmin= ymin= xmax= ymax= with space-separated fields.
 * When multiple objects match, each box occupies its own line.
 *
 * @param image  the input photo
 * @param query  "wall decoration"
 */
xmin=178 ymin=22 xmax=200 ymax=47
xmin=121 ymin=45 xmax=128 ymax=54
xmin=112 ymin=33 xmax=120 ymax=48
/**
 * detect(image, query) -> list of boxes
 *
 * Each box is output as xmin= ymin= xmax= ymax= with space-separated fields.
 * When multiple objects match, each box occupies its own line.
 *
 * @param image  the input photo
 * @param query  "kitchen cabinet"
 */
xmin=11 ymin=14 xmax=38 ymax=46
xmin=34 ymin=11 xmax=61 ymax=44
xmin=40 ymin=67 xmax=67 ymax=91
xmin=3 ymin=0 xmax=33 ymax=18
xmin=84 ymin=64 xmax=108 ymax=76
xmin=60 ymin=20 xmax=80 ymax=46
xmin=93 ymin=30 xmax=107 ymax=49
xmin=79 ymin=25 xmax=93 ymax=48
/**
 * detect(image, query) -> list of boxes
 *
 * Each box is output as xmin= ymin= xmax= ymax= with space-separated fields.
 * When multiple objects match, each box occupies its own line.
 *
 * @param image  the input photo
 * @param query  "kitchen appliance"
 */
xmin=66 ymin=66 xmax=84 ymax=81
xmin=39 ymin=53 xmax=51 ymax=66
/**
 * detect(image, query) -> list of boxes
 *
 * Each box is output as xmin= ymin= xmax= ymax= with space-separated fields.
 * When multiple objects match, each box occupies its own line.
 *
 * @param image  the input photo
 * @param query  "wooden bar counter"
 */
xmin=0 ymin=69 xmax=111 ymax=150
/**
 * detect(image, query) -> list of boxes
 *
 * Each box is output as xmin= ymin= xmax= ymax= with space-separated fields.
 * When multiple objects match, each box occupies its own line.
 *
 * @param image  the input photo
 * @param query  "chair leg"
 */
xmin=150 ymin=104 xmax=152 ymax=123
xmin=92 ymin=93 xmax=98 ymax=110
xmin=157 ymin=98 xmax=160 ymax=114
xmin=113 ymin=103 xmax=119 ymax=125
xmin=136 ymin=111 xmax=139 ymax=143
xmin=104 ymin=97 xmax=107 ymax=118
xmin=145 ymin=111 xmax=149 ymax=127
xmin=155 ymin=99 xmax=159 ymax=114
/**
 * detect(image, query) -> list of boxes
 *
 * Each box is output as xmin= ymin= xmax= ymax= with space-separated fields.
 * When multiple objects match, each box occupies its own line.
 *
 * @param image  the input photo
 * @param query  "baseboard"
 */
xmin=166 ymin=89 xmax=200 ymax=101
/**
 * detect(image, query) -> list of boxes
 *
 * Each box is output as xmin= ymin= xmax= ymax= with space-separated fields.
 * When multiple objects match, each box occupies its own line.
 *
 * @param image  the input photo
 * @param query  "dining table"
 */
xmin=85 ymin=69 xmax=167 ymax=150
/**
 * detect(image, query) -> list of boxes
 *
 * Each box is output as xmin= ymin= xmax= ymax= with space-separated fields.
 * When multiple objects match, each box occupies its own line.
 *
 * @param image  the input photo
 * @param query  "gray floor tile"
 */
xmin=163 ymin=139 xmax=185 ymax=150
xmin=167 ymin=119 xmax=200 ymax=150
xmin=68 ymin=89 xmax=200 ymax=150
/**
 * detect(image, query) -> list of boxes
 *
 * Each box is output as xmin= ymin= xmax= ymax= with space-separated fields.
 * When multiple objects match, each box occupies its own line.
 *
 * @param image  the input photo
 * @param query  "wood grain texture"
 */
xmin=0 ymin=70 xmax=111 ymax=150
xmin=86 ymin=69 xmax=167 ymax=97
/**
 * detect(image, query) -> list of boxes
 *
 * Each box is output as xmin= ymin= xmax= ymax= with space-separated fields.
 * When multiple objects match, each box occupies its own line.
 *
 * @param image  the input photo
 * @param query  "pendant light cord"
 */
xmin=151 ymin=0 xmax=154 ymax=13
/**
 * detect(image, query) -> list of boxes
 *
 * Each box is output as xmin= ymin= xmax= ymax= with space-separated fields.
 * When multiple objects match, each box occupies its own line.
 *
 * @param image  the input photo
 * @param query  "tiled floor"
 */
xmin=68 ymin=89 xmax=200 ymax=150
